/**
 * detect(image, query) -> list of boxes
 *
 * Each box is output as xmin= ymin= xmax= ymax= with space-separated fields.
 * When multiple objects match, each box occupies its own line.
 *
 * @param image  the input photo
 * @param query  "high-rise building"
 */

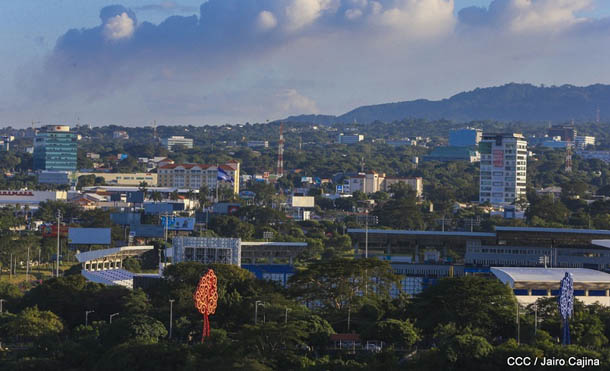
xmin=479 ymin=133 xmax=527 ymax=206
xmin=449 ymin=128 xmax=482 ymax=147
xmin=33 ymin=125 xmax=78 ymax=171
xmin=161 ymin=136 xmax=193 ymax=151
xmin=157 ymin=161 xmax=240 ymax=194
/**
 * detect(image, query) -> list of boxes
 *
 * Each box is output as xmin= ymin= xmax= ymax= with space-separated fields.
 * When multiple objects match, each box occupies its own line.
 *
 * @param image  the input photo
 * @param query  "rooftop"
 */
xmin=495 ymin=226 xmax=610 ymax=236
xmin=491 ymin=267 xmax=610 ymax=286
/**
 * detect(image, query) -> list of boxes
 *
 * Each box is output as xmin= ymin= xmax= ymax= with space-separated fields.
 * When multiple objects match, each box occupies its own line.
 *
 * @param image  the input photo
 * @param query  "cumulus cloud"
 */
xmin=135 ymin=1 xmax=198 ymax=13
xmin=12 ymin=0 xmax=610 ymax=124
xmin=103 ymin=13 xmax=136 ymax=40
xmin=257 ymin=10 xmax=278 ymax=31
xmin=459 ymin=0 xmax=594 ymax=32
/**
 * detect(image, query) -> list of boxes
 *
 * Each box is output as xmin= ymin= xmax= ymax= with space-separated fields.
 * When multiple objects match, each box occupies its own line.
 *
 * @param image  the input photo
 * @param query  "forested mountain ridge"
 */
xmin=284 ymin=83 xmax=610 ymax=124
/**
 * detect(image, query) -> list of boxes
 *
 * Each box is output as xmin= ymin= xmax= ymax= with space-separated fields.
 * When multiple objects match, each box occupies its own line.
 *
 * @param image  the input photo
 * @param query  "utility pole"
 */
xmin=169 ymin=299 xmax=175 ymax=339
xmin=56 ymin=210 xmax=62 ymax=278
xmin=365 ymin=210 xmax=369 ymax=259
xmin=534 ymin=303 xmax=538 ymax=335
xmin=0 ymin=299 xmax=5 ymax=314
xmin=254 ymin=301 xmax=265 ymax=325
xmin=284 ymin=307 xmax=290 ymax=324
xmin=347 ymin=306 xmax=351 ymax=331
xmin=516 ymin=302 xmax=521 ymax=344
xmin=26 ymin=244 xmax=30 ymax=283
xmin=85 ymin=310 xmax=94 ymax=327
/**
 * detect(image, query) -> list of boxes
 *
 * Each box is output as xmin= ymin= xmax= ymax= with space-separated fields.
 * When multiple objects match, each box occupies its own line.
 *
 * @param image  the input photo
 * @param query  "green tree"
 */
xmin=102 ymin=314 xmax=167 ymax=346
xmin=410 ymin=276 xmax=517 ymax=339
xmin=367 ymin=318 xmax=419 ymax=349
xmin=4 ymin=306 xmax=64 ymax=340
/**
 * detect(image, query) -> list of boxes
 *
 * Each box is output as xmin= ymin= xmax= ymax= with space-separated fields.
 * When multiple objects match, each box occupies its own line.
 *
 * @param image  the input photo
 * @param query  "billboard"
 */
xmin=68 ymin=228 xmax=111 ymax=245
xmin=161 ymin=216 xmax=196 ymax=231
xmin=291 ymin=196 xmax=315 ymax=208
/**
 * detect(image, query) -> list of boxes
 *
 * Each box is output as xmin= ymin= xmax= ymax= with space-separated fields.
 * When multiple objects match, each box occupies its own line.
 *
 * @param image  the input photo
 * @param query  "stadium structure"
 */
xmin=76 ymin=246 xmax=159 ymax=289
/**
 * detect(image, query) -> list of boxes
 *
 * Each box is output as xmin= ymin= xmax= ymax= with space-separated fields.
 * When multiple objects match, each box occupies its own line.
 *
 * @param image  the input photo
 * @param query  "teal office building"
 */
xmin=33 ymin=126 xmax=77 ymax=171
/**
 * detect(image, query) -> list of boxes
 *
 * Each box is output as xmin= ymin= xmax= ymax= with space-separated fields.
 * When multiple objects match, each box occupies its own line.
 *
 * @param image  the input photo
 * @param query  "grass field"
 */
xmin=0 ymin=263 xmax=75 ymax=285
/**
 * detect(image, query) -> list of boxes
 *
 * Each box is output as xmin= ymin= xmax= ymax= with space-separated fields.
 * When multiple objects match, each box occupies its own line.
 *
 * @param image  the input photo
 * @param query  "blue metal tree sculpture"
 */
xmin=558 ymin=272 xmax=574 ymax=345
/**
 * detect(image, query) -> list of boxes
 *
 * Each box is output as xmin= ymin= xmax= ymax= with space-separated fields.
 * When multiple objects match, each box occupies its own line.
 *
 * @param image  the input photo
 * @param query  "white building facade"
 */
xmin=479 ymin=133 xmax=527 ymax=206
xmin=161 ymin=136 xmax=194 ymax=151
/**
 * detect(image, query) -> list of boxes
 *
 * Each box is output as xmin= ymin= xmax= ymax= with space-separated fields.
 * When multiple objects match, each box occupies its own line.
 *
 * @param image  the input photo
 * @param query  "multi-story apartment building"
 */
xmin=158 ymin=161 xmax=240 ymax=194
xmin=479 ymin=133 xmax=527 ymax=206
xmin=344 ymin=172 xmax=423 ymax=197
xmin=161 ymin=136 xmax=193 ymax=151
xmin=33 ymin=125 xmax=78 ymax=171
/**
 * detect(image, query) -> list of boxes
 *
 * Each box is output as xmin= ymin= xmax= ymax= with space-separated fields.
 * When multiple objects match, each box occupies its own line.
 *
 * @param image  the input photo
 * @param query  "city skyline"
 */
xmin=2 ymin=0 xmax=610 ymax=126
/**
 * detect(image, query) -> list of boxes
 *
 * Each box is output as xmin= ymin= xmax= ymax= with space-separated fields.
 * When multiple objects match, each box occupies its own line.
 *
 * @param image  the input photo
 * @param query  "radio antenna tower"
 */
xmin=277 ymin=123 xmax=284 ymax=177
xmin=153 ymin=120 xmax=157 ymax=140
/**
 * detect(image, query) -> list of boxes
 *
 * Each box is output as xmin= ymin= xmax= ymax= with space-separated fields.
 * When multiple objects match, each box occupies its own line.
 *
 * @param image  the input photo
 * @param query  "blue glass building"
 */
xmin=33 ymin=126 xmax=77 ymax=171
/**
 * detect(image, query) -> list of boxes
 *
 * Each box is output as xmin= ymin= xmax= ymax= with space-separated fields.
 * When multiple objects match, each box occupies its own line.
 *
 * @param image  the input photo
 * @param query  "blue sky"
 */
xmin=2 ymin=0 xmax=610 ymax=126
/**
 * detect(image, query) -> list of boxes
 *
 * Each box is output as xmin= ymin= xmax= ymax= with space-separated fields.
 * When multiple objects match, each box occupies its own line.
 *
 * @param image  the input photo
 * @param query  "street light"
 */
xmin=110 ymin=313 xmax=119 ymax=324
xmin=284 ymin=307 xmax=291 ymax=324
xmin=254 ymin=301 xmax=265 ymax=325
xmin=169 ymin=299 xmax=175 ymax=339
xmin=85 ymin=310 xmax=95 ymax=327
xmin=56 ymin=210 xmax=62 ymax=278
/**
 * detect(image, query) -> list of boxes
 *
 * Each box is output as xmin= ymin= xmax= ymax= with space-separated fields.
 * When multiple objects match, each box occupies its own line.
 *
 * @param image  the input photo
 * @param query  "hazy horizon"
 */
xmin=3 ymin=0 xmax=610 ymax=127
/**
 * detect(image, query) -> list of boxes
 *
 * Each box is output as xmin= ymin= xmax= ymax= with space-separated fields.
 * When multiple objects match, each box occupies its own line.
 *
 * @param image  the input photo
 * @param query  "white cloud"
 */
xmin=276 ymin=89 xmax=319 ymax=114
xmin=284 ymin=0 xmax=336 ymax=30
xmin=257 ymin=10 xmax=278 ymax=31
xmin=8 ymin=0 xmax=610 ymax=126
xmin=103 ymin=12 xmax=135 ymax=40
xmin=345 ymin=8 xmax=363 ymax=20
xmin=459 ymin=0 xmax=594 ymax=33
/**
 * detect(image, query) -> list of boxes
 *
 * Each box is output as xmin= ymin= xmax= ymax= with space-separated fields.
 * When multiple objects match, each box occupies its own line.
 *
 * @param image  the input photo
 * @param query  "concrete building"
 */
xmin=161 ymin=136 xmax=193 ymax=151
xmin=575 ymin=135 xmax=596 ymax=149
xmin=33 ymin=125 xmax=77 ymax=171
xmin=158 ymin=161 xmax=240 ymax=194
xmin=548 ymin=125 xmax=576 ymax=142
xmin=449 ymin=128 xmax=482 ymax=147
xmin=74 ymin=172 xmax=158 ymax=186
xmin=112 ymin=131 xmax=129 ymax=140
xmin=479 ymin=133 xmax=527 ymax=205
xmin=345 ymin=172 xmax=423 ymax=197
xmin=0 ymin=190 xmax=67 ymax=208
xmin=247 ymin=140 xmax=269 ymax=148
xmin=576 ymin=150 xmax=610 ymax=163
xmin=38 ymin=171 xmax=71 ymax=185
xmin=171 ymin=237 xmax=242 ymax=266
xmin=337 ymin=133 xmax=364 ymax=144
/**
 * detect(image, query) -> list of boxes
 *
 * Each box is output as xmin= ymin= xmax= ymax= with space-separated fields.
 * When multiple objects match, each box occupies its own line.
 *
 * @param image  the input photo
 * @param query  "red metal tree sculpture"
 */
xmin=193 ymin=269 xmax=218 ymax=343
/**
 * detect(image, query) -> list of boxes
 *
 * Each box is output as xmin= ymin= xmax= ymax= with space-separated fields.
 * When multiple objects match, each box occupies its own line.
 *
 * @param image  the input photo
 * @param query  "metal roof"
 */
xmin=241 ymin=242 xmax=308 ymax=247
xmin=347 ymin=229 xmax=495 ymax=238
xmin=495 ymin=226 xmax=610 ymax=235
xmin=593 ymin=240 xmax=610 ymax=249
xmin=76 ymin=246 xmax=154 ymax=263
xmin=491 ymin=267 xmax=610 ymax=287
xmin=82 ymin=186 xmax=197 ymax=193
